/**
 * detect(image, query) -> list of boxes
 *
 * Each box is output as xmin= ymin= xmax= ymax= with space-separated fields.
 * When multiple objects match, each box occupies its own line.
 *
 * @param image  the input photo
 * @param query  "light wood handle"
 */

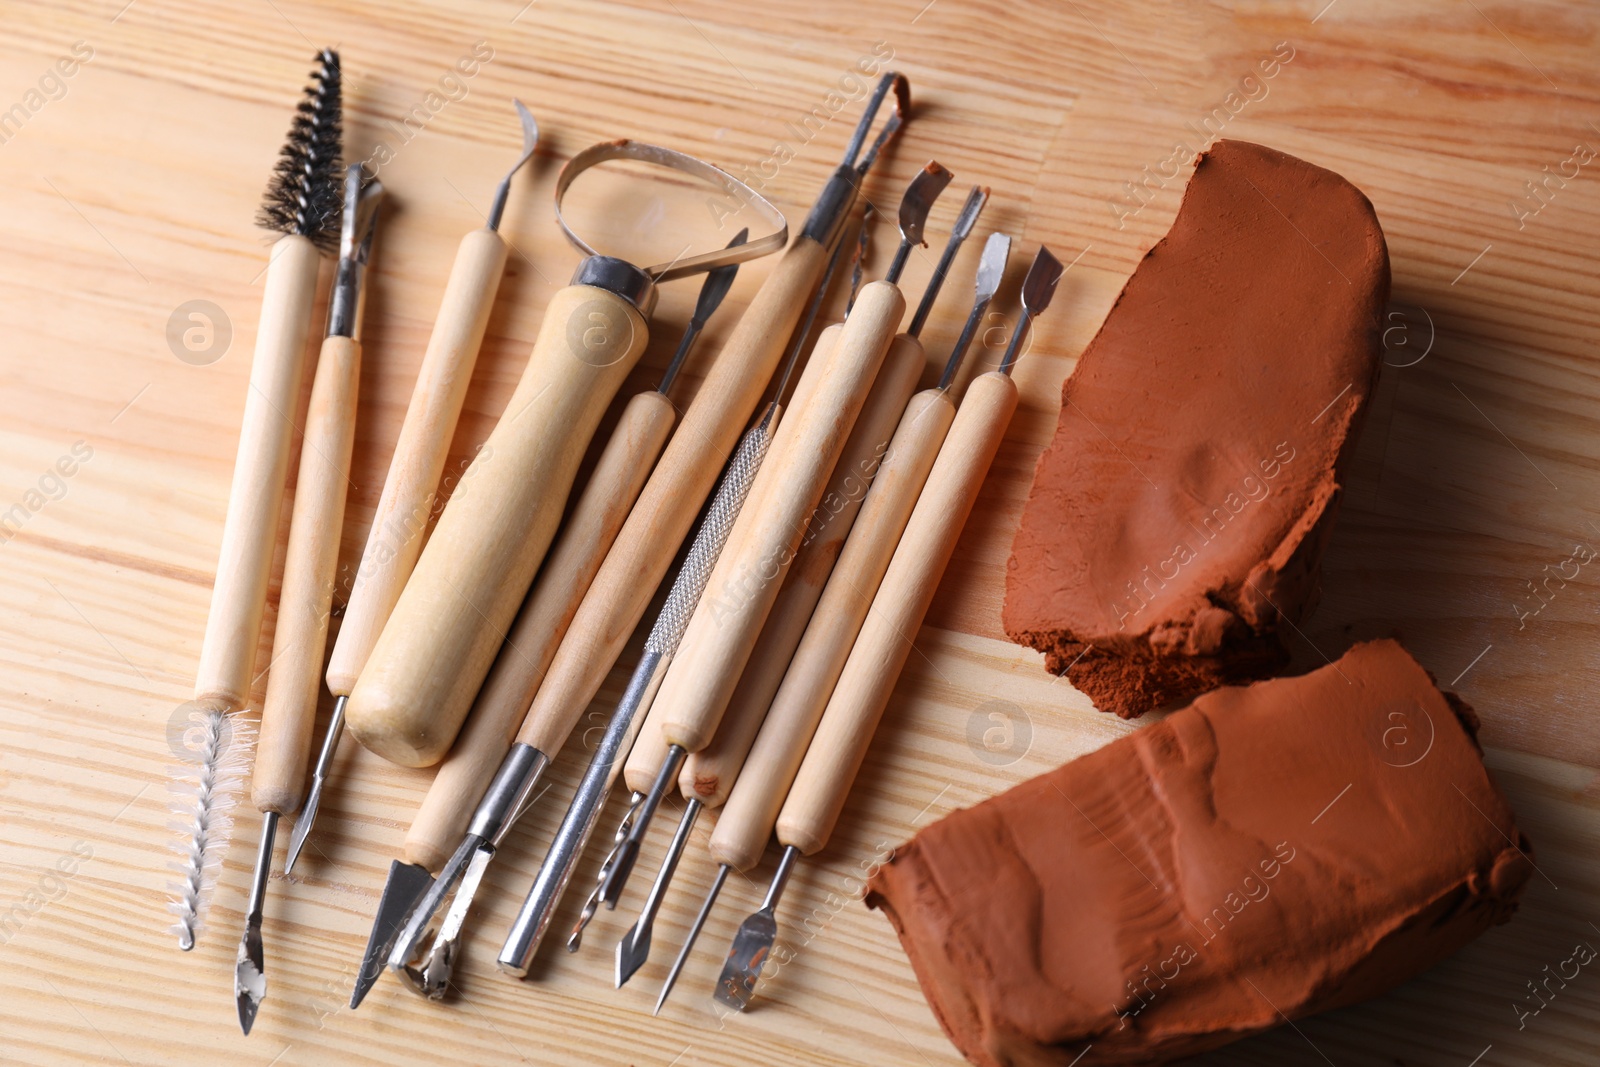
xmin=776 ymin=371 xmax=1017 ymax=856
xmin=654 ymin=279 xmax=903 ymax=754
xmin=621 ymin=681 xmax=674 ymax=794
xmin=346 ymin=282 xmax=649 ymax=767
xmin=194 ymin=234 xmax=321 ymax=711
xmin=708 ymin=385 xmax=955 ymax=870
xmin=325 ymin=228 xmax=508 ymax=697
xmin=253 ymin=334 xmax=361 ymax=814
xmin=681 ymin=333 xmax=926 ymax=808
xmin=403 ymin=389 xmax=675 ymax=869
xmin=517 ymin=235 xmax=832 ymax=757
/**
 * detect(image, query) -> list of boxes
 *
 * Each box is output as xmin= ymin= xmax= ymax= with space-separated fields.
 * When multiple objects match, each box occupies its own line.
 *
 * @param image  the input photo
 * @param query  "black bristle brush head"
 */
xmin=257 ymin=48 xmax=343 ymax=251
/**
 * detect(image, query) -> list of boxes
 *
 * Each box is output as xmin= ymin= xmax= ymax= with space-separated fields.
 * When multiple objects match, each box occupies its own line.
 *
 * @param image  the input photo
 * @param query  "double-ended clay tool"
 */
xmin=188 ymin=46 xmax=339 ymax=821
xmin=365 ymin=143 xmax=783 ymax=1002
xmin=237 ymin=161 xmax=383 ymax=1034
xmin=287 ymin=101 xmax=540 ymax=875
xmin=653 ymin=228 xmax=1010 ymax=1013
xmin=612 ymin=187 xmax=994 ymax=994
xmin=348 ymin=229 xmax=749 ymax=1009
xmin=714 ymin=245 xmax=1067 ymax=1013
xmin=491 ymin=74 xmax=909 ymax=973
xmin=595 ymin=160 xmax=955 ymax=913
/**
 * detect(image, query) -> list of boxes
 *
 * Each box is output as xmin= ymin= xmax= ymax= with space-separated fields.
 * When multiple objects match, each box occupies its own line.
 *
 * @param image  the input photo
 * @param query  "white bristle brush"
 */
xmin=166 ymin=706 xmax=255 ymax=950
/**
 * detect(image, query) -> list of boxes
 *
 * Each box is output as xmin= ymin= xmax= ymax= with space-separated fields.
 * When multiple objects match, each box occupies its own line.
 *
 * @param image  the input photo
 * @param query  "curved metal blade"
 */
xmin=487 ymin=98 xmax=540 ymax=231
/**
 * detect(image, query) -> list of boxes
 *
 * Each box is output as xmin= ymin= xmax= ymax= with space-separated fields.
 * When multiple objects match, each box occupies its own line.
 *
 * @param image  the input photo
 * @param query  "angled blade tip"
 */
xmin=614 ymin=924 xmax=651 ymax=988
xmin=1023 ymin=246 xmax=1067 ymax=314
xmin=234 ymin=940 xmax=265 ymax=1034
xmin=976 ymin=232 xmax=1012 ymax=300
xmin=513 ymin=98 xmax=539 ymax=153
xmin=950 ymin=185 xmax=990 ymax=241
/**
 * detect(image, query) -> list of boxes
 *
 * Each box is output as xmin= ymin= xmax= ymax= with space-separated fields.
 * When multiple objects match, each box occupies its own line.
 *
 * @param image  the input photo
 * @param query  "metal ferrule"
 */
xmin=326 ymin=256 xmax=365 ymax=339
xmin=468 ymin=743 xmax=549 ymax=847
xmin=572 ymin=255 xmax=658 ymax=318
xmin=800 ymin=164 xmax=859 ymax=248
xmin=499 ymin=649 xmax=665 ymax=975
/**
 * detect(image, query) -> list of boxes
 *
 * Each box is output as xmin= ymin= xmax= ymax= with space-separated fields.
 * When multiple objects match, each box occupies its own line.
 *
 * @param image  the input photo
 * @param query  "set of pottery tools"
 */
xmin=173 ymin=48 xmax=1066 ymax=1034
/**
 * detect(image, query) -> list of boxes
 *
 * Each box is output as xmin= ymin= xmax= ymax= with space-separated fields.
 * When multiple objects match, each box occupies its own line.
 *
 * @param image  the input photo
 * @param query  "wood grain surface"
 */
xmin=0 ymin=2 xmax=1596 ymax=1065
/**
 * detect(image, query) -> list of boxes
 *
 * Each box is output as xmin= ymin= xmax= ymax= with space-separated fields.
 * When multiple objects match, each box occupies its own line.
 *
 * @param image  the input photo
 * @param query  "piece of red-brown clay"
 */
xmin=1003 ymin=139 xmax=1390 ymax=717
xmin=865 ymin=640 xmax=1531 ymax=1066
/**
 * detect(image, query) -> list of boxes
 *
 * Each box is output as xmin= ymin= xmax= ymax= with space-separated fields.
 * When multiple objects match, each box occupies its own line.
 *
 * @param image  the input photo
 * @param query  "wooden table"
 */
xmin=2 ymin=1 xmax=1596 ymax=1064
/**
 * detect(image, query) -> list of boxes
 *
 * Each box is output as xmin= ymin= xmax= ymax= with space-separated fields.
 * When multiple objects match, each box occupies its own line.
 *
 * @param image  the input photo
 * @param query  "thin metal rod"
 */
xmin=654 ymin=864 xmax=729 ymax=1015
xmin=762 ymin=845 xmax=801 ymax=912
xmin=486 ymin=100 xmax=539 ymax=232
xmin=285 ymin=694 xmax=345 ymax=873
xmin=907 ymin=185 xmax=988 ymax=338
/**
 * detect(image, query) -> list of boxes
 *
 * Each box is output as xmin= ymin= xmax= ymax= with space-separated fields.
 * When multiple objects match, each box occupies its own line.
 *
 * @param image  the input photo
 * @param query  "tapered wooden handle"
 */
xmin=254 ymin=334 xmax=361 ymax=814
xmin=776 ymin=371 xmax=1017 ymax=855
xmin=403 ymin=389 xmax=675 ymax=870
xmin=325 ymin=228 xmax=508 ymax=697
xmin=518 ymin=235 xmax=832 ymax=757
xmin=709 ymin=385 xmax=955 ymax=870
xmin=194 ymin=234 xmax=321 ymax=711
xmin=621 ymin=683 xmax=674 ymax=794
xmin=653 ymin=280 xmax=903 ymax=755
xmin=346 ymin=282 xmax=649 ymax=767
xmin=681 ymin=333 xmax=926 ymax=809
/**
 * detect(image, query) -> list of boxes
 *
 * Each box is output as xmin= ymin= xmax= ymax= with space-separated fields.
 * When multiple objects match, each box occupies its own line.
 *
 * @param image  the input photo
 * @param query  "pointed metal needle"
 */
xmin=999 ymin=246 xmax=1066 ymax=375
xmin=654 ymin=863 xmax=729 ymax=1014
xmin=615 ymin=798 xmax=700 ymax=987
xmin=937 ymin=232 xmax=1011 ymax=391
xmin=907 ymin=184 xmax=989 ymax=338
xmin=234 ymin=810 xmax=277 ymax=1035
xmin=714 ymin=844 xmax=799 ymax=1011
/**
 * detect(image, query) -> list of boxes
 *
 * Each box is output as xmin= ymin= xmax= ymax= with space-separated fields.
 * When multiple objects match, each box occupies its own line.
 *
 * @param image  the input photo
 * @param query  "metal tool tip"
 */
xmin=898 ymin=161 xmax=954 ymax=247
xmin=951 ymin=185 xmax=990 ymax=241
xmin=234 ymin=938 xmax=266 ymax=1034
xmin=615 ymin=923 xmax=651 ymax=988
xmin=977 ymin=232 xmax=1012 ymax=300
xmin=1022 ymin=245 xmax=1066 ymax=313
xmin=513 ymin=98 xmax=540 ymax=153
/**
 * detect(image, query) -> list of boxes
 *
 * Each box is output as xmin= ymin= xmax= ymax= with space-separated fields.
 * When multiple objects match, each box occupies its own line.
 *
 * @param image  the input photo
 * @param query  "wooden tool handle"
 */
xmin=709 ymin=385 xmax=955 ymax=870
xmin=402 ymin=389 xmax=675 ymax=870
xmin=254 ymin=333 xmax=361 ymax=814
xmin=776 ymin=371 xmax=1017 ymax=856
xmin=681 ymin=333 xmax=926 ymax=809
xmin=194 ymin=234 xmax=321 ymax=711
xmin=325 ymin=228 xmax=508 ymax=697
xmin=654 ymin=280 xmax=903 ymax=755
xmin=621 ymin=682 xmax=674 ymax=794
xmin=518 ymin=235 xmax=832 ymax=757
xmin=346 ymin=282 xmax=649 ymax=767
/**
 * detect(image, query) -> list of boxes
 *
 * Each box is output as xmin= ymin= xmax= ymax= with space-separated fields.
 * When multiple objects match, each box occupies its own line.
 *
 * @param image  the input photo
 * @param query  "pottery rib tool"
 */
xmin=653 ymin=228 xmax=1009 ymax=1012
xmin=488 ymin=77 xmax=908 ymax=925
xmin=191 ymin=47 xmax=338 ymax=731
xmin=236 ymin=163 xmax=382 ymax=1035
xmin=611 ymin=189 xmax=991 ymax=991
xmin=342 ymin=142 xmax=782 ymax=775
xmin=493 ymin=217 xmax=861 ymax=983
xmin=346 ymin=230 xmax=748 ymax=1009
xmin=713 ymin=246 xmax=1065 ymax=1012
xmin=597 ymin=162 xmax=954 ymax=911
xmin=287 ymin=101 xmax=540 ymax=873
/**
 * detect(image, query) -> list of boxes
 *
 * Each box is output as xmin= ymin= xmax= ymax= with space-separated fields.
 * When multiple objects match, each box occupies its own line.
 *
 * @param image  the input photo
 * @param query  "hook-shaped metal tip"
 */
xmin=340 ymin=164 xmax=383 ymax=264
xmin=487 ymin=99 xmax=542 ymax=232
xmin=898 ymin=161 xmax=954 ymax=250
xmin=842 ymin=72 xmax=911 ymax=169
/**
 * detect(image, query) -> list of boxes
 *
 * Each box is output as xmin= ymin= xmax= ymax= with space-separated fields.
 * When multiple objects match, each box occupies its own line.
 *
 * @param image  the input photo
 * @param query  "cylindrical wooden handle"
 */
xmin=518 ymin=236 xmax=832 ymax=757
xmin=776 ymin=372 xmax=1017 ymax=855
xmin=682 ymin=333 xmax=926 ymax=809
xmin=346 ymin=282 xmax=650 ymax=767
xmin=326 ymin=228 xmax=508 ymax=697
xmin=402 ymin=389 xmax=675 ymax=870
xmin=708 ymin=385 xmax=955 ymax=870
xmin=654 ymin=280 xmax=903 ymax=755
xmin=621 ymin=684 xmax=674 ymax=794
xmin=194 ymin=234 xmax=321 ymax=711
xmin=254 ymin=333 xmax=362 ymax=814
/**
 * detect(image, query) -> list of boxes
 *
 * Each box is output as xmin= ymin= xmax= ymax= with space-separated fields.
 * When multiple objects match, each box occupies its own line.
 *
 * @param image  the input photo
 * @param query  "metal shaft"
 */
xmin=234 ymin=810 xmax=278 ymax=1035
xmin=615 ymin=798 xmax=701 ymax=987
xmin=654 ymin=863 xmax=729 ymax=1014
